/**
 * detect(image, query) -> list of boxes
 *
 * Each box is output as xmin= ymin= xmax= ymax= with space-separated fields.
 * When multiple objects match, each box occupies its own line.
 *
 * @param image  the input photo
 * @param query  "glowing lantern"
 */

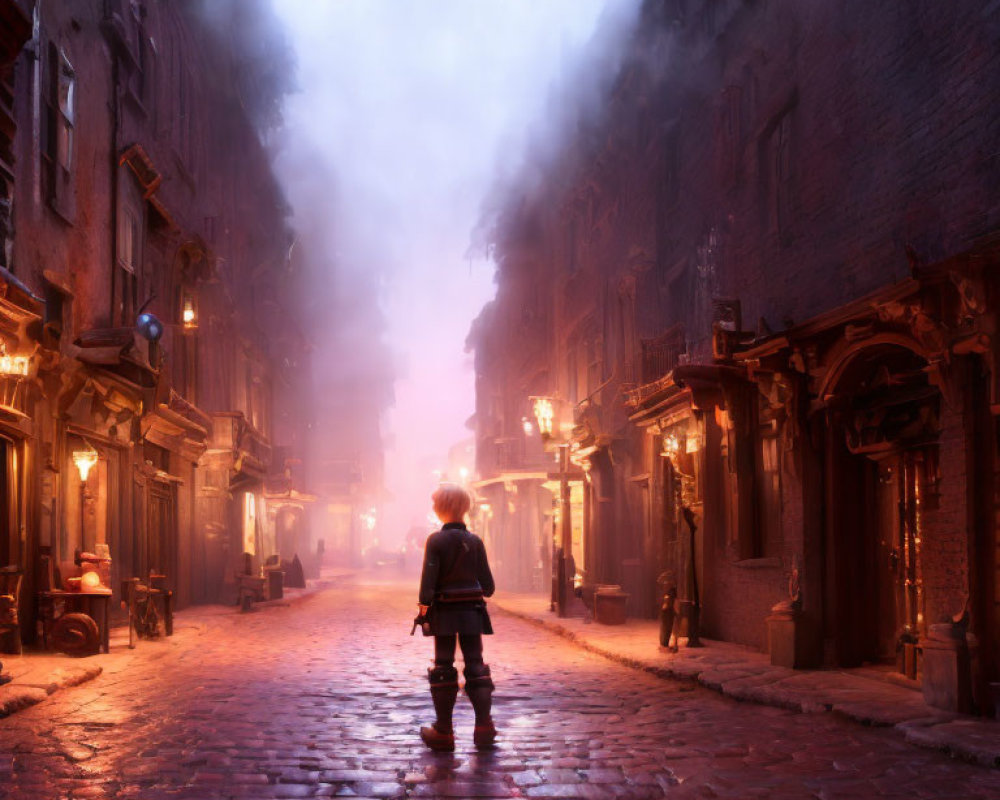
xmin=80 ymin=571 xmax=102 ymax=592
xmin=73 ymin=447 xmax=99 ymax=481
xmin=532 ymin=397 xmax=554 ymax=437
xmin=182 ymin=295 xmax=197 ymax=329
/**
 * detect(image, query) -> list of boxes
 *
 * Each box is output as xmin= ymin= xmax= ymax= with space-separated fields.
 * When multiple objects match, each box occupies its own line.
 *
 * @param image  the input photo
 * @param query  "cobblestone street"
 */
xmin=1 ymin=576 xmax=997 ymax=800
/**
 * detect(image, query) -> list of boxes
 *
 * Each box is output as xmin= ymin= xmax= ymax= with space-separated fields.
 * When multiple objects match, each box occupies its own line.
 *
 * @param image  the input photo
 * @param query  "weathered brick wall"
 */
xmin=12 ymin=1 xmax=114 ymax=332
xmin=476 ymin=0 xmax=999 ymax=648
xmin=711 ymin=1 xmax=1000 ymax=330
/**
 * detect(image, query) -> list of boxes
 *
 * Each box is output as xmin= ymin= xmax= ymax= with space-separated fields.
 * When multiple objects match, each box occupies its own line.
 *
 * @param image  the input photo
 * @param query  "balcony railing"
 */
xmin=478 ymin=436 xmax=551 ymax=477
xmin=622 ymin=326 xmax=686 ymax=407
xmin=641 ymin=325 xmax=685 ymax=384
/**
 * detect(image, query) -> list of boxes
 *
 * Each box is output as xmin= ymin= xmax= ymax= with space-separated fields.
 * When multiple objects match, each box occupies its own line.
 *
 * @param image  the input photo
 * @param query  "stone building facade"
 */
xmin=470 ymin=0 xmax=1000 ymax=714
xmin=0 ymin=0 xmax=314 ymax=647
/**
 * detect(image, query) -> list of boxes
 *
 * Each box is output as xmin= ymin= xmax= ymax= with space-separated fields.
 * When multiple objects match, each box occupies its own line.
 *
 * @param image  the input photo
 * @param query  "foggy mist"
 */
xmin=270 ymin=0 xmax=634 ymax=545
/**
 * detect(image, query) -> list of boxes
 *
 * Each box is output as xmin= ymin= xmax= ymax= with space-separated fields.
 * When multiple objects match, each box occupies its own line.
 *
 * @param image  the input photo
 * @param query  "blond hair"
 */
xmin=432 ymin=483 xmax=471 ymax=522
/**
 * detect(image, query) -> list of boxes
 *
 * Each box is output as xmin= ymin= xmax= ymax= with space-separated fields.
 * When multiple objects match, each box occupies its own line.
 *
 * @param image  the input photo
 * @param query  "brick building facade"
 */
xmin=470 ymin=0 xmax=1000 ymax=714
xmin=0 ymin=0 xmax=315 ymax=651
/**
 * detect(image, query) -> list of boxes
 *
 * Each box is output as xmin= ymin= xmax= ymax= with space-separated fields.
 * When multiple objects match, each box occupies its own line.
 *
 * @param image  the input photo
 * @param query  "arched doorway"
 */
xmin=821 ymin=341 xmax=940 ymax=671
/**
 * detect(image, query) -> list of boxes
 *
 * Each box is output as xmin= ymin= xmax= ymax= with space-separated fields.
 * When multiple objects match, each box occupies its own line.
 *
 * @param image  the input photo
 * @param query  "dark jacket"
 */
xmin=419 ymin=522 xmax=495 ymax=636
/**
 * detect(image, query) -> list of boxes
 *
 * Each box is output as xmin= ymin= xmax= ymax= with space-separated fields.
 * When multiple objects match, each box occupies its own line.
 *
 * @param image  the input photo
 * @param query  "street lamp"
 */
xmin=182 ymin=293 xmax=198 ymax=330
xmin=532 ymin=397 xmax=554 ymax=438
xmin=532 ymin=396 xmax=573 ymax=618
xmin=72 ymin=447 xmax=98 ymax=482
xmin=660 ymin=426 xmax=703 ymax=648
xmin=73 ymin=446 xmax=98 ymax=553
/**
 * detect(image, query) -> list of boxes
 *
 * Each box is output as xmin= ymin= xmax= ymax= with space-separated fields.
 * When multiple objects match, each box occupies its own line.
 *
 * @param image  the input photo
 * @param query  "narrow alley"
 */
xmin=1 ymin=577 xmax=996 ymax=799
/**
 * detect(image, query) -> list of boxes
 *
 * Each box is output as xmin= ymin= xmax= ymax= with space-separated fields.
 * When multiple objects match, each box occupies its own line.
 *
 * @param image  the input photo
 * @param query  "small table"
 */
xmin=40 ymin=590 xmax=112 ymax=654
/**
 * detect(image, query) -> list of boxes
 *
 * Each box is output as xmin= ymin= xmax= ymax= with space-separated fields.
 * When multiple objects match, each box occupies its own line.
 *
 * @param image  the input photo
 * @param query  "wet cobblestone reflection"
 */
xmin=0 ymin=578 xmax=997 ymax=799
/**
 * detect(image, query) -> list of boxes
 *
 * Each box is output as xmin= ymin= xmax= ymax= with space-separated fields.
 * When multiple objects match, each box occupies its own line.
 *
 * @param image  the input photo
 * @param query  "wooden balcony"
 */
xmin=478 ymin=436 xmax=552 ymax=478
xmin=211 ymin=412 xmax=271 ymax=482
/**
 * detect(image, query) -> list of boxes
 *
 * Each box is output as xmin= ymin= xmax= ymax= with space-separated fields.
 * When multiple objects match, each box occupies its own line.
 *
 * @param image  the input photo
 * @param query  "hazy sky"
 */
xmin=271 ymin=0 xmax=616 ymax=541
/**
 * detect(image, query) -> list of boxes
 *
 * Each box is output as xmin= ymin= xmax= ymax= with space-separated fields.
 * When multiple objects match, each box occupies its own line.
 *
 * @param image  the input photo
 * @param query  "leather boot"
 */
xmin=421 ymin=665 xmax=458 ymax=752
xmin=464 ymin=665 xmax=497 ymax=749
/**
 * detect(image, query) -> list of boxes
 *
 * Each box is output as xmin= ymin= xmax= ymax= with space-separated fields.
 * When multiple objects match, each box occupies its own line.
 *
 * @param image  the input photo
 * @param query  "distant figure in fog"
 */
xmin=416 ymin=484 xmax=496 ymax=751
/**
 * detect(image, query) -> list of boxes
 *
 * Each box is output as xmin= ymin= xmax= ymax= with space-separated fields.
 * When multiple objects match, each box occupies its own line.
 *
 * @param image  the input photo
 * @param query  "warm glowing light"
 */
xmin=685 ymin=434 xmax=701 ymax=454
xmin=0 ymin=352 xmax=30 ymax=376
xmin=662 ymin=433 xmax=680 ymax=458
xmin=80 ymin=571 xmax=102 ymax=592
xmin=360 ymin=507 xmax=377 ymax=531
xmin=182 ymin=296 xmax=197 ymax=329
xmin=243 ymin=493 xmax=257 ymax=555
xmin=521 ymin=417 xmax=533 ymax=436
xmin=532 ymin=397 xmax=554 ymax=436
xmin=459 ymin=466 xmax=470 ymax=482
xmin=73 ymin=448 xmax=99 ymax=481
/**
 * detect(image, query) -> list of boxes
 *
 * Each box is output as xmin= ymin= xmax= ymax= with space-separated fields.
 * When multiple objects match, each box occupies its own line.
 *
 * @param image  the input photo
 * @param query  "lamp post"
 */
xmin=72 ymin=447 xmax=98 ymax=553
xmin=532 ymin=396 xmax=574 ymax=618
xmin=662 ymin=429 xmax=703 ymax=647
xmin=557 ymin=442 xmax=571 ymax=618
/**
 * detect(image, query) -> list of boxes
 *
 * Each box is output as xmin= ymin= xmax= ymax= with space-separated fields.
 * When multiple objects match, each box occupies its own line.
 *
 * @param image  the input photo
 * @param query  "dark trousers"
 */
xmin=434 ymin=634 xmax=484 ymax=671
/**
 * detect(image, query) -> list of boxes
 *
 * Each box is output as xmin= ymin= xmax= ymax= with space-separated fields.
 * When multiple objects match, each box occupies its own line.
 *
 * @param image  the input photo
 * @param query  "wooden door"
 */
xmin=146 ymin=484 xmax=174 ymax=580
xmin=874 ymin=457 xmax=903 ymax=662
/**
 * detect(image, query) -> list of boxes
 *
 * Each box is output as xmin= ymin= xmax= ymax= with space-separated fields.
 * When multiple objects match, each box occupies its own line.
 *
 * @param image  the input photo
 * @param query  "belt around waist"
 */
xmin=435 ymin=590 xmax=485 ymax=604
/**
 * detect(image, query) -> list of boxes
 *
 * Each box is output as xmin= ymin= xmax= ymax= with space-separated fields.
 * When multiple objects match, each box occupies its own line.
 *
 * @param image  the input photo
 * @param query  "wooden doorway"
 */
xmin=145 ymin=482 xmax=176 ymax=581
xmin=823 ymin=343 xmax=936 ymax=670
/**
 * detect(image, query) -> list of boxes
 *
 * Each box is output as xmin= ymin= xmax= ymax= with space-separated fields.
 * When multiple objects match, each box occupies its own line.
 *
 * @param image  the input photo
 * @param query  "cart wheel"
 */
xmin=52 ymin=612 xmax=100 ymax=657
